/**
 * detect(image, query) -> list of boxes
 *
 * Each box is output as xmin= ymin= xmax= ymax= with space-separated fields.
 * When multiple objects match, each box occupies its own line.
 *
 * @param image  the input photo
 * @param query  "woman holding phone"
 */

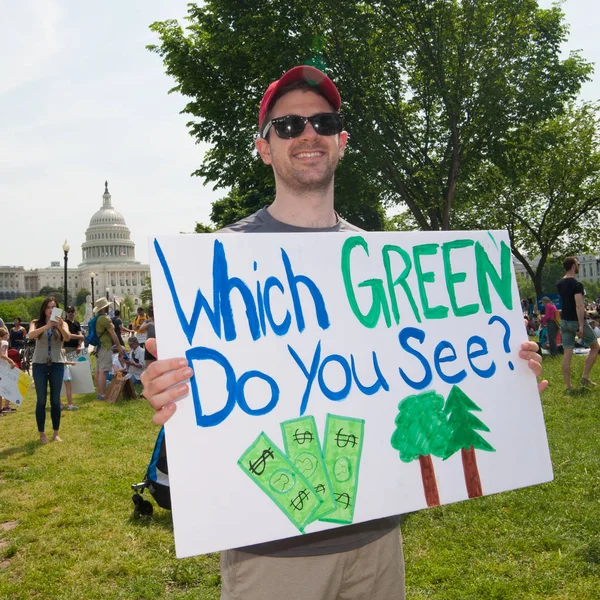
xmin=28 ymin=297 xmax=70 ymax=443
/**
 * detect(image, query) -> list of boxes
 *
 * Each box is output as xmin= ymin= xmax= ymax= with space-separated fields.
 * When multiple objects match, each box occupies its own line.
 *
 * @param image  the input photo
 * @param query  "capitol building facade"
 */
xmin=0 ymin=182 xmax=150 ymax=307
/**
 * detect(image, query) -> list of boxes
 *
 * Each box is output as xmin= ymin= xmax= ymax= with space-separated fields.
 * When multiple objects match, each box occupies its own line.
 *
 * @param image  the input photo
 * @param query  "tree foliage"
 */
xmin=140 ymin=277 xmax=153 ymax=307
xmin=391 ymin=390 xmax=453 ymax=462
xmin=75 ymin=288 xmax=90 ymax=307
xmin=0 ymin=296 xmax=47 ymax=324
xmin=443 ymin=386 xmax=495 ymax=456
xmin=121 ymin=296 xmax=136 ymax=322
xmin=38 ymin=286 xmax=64 ymax=306
xmin=515 ymin=273 xmax=535 ymax=303
xmin=580 ymin=279 xmax=600 ymax=302
xmin=148 ymin=0 xmax=591 ymax=230
xmin=457 ymin=103 xmax=600 ymax=295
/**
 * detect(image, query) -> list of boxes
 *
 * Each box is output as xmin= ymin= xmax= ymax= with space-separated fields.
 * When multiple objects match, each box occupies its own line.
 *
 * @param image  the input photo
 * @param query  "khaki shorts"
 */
xmin=95 ymin=347 xmax=113 ymax=372
xmin=220 ymin=526 xmax=405 ymax=600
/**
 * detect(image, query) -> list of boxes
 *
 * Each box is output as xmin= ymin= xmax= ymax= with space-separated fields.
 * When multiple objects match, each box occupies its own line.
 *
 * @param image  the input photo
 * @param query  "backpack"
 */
xmin=131 ymin=427 xmax=171 ymax=516
xmin=146 ymin=427 xmax=171 ymax=509
xmin=84 ymin=315 xmax=101 ymax=347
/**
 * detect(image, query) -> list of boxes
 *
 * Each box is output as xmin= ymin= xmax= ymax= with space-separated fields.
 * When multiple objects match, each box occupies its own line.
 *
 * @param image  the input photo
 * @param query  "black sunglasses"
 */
xmin=262 ymin=112 xmax=344 ymax=139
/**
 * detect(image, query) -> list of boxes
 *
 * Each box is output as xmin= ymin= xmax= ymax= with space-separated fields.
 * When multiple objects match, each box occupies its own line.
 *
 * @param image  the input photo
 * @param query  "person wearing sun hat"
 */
xmin=93 ymin=297 xmax=124 ymax=400
xmin=140 ymin=64 xmax=547 ymax=600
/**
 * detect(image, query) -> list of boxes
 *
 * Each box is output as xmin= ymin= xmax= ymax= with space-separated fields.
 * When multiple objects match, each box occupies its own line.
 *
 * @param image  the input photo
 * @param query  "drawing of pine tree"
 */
xmin=443 ymin=385 xmax=495 ymax=498
xmin=390 ymin=391 xmax=453 ymax=507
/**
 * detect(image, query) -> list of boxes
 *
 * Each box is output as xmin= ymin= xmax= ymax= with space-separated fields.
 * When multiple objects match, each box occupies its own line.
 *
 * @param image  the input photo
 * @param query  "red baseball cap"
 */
xmin=258 ymin=65 xmax=341 ymax=134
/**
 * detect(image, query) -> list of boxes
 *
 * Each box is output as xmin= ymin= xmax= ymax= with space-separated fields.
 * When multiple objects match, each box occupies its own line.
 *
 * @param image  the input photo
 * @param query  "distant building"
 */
xmin=514 ymin=254 xmax=600 ymax=283
xmin=0 ymin=182 xmax=150 ymax=306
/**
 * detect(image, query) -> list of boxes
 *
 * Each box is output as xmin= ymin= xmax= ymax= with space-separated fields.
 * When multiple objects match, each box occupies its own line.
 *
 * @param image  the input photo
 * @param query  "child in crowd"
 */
xmin=61 ymin=350 xmax=78 ymax=410
xmin=0 ymin=327 xmax=18 ymax=413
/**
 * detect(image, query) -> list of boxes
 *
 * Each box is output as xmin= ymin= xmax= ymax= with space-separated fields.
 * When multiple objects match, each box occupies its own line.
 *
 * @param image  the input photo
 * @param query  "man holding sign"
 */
xmin=142 ymin=66 xmax=547 ymax=600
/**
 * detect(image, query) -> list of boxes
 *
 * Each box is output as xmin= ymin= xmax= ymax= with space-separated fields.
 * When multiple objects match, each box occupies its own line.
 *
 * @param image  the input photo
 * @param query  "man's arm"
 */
xmin=107 ymin=326 xmax=124 ymax=357
xmin=575 ymin=292 xmax=586 ymax=336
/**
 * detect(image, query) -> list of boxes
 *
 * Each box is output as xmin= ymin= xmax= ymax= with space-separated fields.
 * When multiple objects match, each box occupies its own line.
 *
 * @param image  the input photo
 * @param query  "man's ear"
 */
xmin=338 ymin=131 xmax=348 ymax=158
xmin=256 ymin=137 xmax=272 ymax=165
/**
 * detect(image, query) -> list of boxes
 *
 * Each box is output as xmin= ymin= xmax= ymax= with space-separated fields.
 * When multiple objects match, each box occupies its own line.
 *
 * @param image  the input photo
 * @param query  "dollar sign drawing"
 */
xmin=248 ymin=447 xmax=275 ymax=476
xmin=335 ymin=492 xmax=351 ymax=509
xmin=290 ymin=489 xmax=310 ymax=511
xmin=335 ymin=428 xmax=358 ymax=448
xmin=315 ymin=484 xmax=326 ymax=494
xmin=293 ymin=429 xmax=314 ymax=445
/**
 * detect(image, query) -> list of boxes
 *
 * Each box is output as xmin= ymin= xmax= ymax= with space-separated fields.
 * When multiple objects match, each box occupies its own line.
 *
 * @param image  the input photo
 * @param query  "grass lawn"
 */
xmin=0 ymin=355 xmax=598 ymax=599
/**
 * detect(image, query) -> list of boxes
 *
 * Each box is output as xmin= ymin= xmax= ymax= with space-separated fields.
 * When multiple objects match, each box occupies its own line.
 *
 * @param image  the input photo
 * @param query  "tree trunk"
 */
xmin=461 ymin=446 xmax=483 ymax=498
xmin=418 ymin=454 xmax=440 ymax=507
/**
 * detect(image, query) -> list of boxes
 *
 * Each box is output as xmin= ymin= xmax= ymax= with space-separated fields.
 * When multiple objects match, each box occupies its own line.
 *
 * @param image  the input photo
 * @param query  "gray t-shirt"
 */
xmin=220 ymin=207 xmax=401 ymax=557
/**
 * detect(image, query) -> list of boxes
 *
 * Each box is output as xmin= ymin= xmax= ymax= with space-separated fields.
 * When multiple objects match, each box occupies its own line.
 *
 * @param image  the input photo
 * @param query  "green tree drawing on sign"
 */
xmin=390 ymin=391 xmax=452 ymax=507
xmin=443 ymin=386 xmax=495 ymax=499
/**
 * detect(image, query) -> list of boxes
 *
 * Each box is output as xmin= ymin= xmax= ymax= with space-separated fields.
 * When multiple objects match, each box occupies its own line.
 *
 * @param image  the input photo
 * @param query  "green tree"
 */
xmin=580 ymin=279 xmax=600 ymax=302
xmin=121 ymin=296 xmax=135 ymax=322
xmin=148 ymin=0 xmax=591 ymax=230
xmin=38 ymin=286 xmax=64 ymax=306
xmin=0 ymin=299 xmax=31 ymax=323
xmin=515 ymin=273 xmax=535 ymax=304
xmin=194 ymin=222 xmax=215 ymax=233
xmin=539 ymin=260 xmax=566 ymax=297
xmin=443 ymin=386 xmax=495 ymax=499
xmin=391 ymin=390 xmax=453 ymax=507
xmin=140 ymin=277 xmax=153 ymax=307
xmin=27 ymin=297 xmax=45 ymax=321
xmin=75 ymin=288 xmax=91 ymax=307
xmin=456 ymin=104 xmax=600 ymax=295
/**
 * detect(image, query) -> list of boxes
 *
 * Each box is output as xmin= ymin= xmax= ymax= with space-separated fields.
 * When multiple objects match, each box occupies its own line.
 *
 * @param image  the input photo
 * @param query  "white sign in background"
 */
xmin=61 ymin=353 xmax=95 ymax=396
xmin=149 ymin=230 xmax=553 ymax=558
xmin=0 ymin=362 xmax=33 ymax=406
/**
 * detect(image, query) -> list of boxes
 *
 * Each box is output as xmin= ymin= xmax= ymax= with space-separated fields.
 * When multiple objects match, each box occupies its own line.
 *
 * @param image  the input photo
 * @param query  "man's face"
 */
xmin=67 ymin=311 xmax=75 ymax=321
xmin=256 ymin=90 xmax=348 ymax=194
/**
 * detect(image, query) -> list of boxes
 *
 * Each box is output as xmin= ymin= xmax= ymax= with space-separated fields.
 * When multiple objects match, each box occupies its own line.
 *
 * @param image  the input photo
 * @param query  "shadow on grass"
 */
xmin=127 ymin=506 xmax=174 ymax=530
xmin=0 ymin=441 xmax=43 ymax=460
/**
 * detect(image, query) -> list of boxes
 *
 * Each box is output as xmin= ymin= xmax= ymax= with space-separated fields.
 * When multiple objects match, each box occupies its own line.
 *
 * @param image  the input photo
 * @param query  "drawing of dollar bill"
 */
xmin=321 ymin=414 xmax=365 ymax=524
xmin=238 ymin=432 xmax=323 ymax=532
xmin=281 ymin=416 xmax=336 ymax=522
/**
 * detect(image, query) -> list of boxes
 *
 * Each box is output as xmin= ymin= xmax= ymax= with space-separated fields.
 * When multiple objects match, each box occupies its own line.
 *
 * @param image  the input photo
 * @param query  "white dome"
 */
xmin=89 ymin=206 xmax=127 ymax=227
xmin=80 ymin=181 xmax=137 ymax=266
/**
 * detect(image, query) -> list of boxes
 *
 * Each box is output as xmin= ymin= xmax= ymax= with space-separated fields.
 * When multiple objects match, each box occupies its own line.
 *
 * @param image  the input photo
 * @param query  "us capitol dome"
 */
xmin=81 ymin=181 xmax=137 ymax=264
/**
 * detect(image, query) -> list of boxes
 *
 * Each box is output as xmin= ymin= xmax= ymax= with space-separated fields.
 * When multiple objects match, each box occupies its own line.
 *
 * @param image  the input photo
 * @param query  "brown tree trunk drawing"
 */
xmin=461 ymin=446 xmax=483 ymax=498
xmin=418 ymin=454 xmax=440 ymax=507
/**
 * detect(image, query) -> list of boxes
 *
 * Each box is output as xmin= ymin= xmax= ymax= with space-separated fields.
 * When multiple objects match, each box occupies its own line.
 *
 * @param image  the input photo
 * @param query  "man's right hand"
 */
xmin=141 ymin=338 xmax=193 ymax=425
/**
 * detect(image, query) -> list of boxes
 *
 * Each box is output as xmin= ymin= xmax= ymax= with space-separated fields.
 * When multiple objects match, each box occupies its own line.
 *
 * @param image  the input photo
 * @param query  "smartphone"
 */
xmin=50 ymin=307 xmax=63 ymax=322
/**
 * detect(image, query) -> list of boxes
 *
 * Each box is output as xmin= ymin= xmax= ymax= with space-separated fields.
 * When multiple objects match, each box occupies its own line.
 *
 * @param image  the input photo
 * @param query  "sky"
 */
xmin=1 ymin=0 xmax=599 ymax=271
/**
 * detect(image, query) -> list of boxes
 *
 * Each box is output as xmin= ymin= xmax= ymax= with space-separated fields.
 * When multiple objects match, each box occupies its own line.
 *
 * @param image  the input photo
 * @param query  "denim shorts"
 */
xmin=561 ymin=320 xmax=597 ymax=349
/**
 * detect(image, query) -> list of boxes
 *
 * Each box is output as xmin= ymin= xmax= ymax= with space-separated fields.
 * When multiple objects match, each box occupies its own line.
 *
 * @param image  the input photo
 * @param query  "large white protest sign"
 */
xmin=0 ymin=363 xmax=33 ymax=406
xmin=61 ymin=354 xmax=95 ymax=395
xmin=149 ymin=230 xmax=553 ymax=558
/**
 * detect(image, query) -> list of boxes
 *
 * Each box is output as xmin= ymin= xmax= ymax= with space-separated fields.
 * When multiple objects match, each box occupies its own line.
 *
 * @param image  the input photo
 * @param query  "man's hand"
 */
xmin=141 ymin=338 xmax=193 ymax=426
xmin=519 ymin=341 xmax=548 ymax=393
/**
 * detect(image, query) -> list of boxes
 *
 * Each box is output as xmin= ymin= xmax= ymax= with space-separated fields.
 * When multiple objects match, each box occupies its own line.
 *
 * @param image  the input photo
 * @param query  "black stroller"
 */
xmin=131 ymin=428 xmax=172 ymax=517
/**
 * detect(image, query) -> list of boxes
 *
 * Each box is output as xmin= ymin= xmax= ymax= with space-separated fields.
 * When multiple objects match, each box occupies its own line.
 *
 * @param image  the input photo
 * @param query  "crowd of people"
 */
xmin=523 ymin=256 xmax=600 ymax=393
xmin=0 ymin=299 xmax=155 ymax=442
